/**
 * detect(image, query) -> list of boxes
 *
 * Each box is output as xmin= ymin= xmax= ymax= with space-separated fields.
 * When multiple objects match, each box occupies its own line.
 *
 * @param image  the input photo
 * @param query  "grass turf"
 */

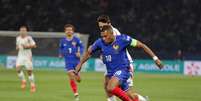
xmin=0 ymin=68 xmax=201 ymax=101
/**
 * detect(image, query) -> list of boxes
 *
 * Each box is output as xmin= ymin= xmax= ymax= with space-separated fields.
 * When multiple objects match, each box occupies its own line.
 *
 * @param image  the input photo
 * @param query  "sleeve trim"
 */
xmin=130 ymin=39 xmax=137 ymax=47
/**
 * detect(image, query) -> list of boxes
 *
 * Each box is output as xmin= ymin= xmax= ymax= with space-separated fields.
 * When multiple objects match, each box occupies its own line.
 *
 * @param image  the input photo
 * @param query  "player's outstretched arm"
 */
xmin=75 ymin=46 xmax=93 ymax=74
xmin=134 ymin=40 xmax=164 ymax=69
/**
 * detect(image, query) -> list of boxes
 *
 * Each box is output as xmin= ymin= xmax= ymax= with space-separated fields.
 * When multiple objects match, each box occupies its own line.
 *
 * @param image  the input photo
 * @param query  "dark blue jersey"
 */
xmin=91 ymin=34 xmax=136 ymax=74
xmin=59 ymin=36 xmax=84 ymax=64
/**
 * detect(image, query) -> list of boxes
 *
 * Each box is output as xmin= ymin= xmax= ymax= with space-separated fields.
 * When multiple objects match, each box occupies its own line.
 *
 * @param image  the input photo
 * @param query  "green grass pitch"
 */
xmin=0 ymin=67 xmax=201 ymax=101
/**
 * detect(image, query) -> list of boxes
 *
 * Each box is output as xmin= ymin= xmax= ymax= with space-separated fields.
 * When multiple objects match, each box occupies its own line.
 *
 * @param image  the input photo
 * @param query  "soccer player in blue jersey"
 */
xmin=59 ymin=24 xmax=84 ymax=101
xmin=74 ymin=25 xmax=163 ymax=101
xmin=97 ymin=15 xmax=147 ymax=101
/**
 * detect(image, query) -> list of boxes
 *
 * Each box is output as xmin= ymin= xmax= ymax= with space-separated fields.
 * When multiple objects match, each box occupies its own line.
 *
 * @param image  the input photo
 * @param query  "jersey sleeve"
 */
xmin=28 ymin=36 xmax=36 ymax=45
xmin=90 ymin=39 xmax=101 ymax=53
xmin=77 ymin=38 xmax=84 ymax=54
xmin=112 ymin=27 xmax=121 ymax=36
xmin=122 ymin=34 xmax=137 ymax=47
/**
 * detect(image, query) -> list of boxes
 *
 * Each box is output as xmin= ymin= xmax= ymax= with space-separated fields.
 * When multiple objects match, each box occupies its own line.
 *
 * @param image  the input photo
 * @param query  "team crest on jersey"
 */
xmin=113 ymin=44 xmax=119 ymax=50
xmin=72 ymin=41 xmax=76 ymax=46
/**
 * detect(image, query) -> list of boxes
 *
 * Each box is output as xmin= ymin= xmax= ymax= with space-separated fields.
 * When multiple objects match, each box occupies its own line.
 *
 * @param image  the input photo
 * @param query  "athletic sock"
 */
xmin=111 ymin=87 xmax=132 ymax=101
xmin=70 ymin=80 xmax=78 ymax=94
xmin=107 ymin=96 xmax=117 ymax=101
xmin=137 ymin=94 xmax=147 ymax=101
xmin=28 ymin=73 xmax=35 ymax=85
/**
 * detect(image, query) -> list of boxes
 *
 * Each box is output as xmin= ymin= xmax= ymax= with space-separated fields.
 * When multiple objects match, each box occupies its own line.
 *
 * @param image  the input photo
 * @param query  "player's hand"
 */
xmin=73 ymin=69 xmax=81 ymax=83
xmin=23 ymin=45 xmax=30 ymax=49
xmin=73 ymin=71 xmax=81 ymax=83
xmin=76 ymin=52 xmax=81 ymax=58
xmin=155 ymin=59 xmax=164 ymax=69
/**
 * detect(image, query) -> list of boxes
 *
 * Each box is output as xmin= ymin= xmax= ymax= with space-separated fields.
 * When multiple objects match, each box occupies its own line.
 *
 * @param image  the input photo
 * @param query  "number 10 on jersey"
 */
xmin=105 ymin=55 xmax=112 ymax=62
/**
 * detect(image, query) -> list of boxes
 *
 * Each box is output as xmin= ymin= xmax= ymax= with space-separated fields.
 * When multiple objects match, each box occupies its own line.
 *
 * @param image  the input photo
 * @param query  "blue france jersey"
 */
xmin=91 ymin=34 xmax=133 ymax=74
xmin=59 ymin=36 xmax=84 ymax=64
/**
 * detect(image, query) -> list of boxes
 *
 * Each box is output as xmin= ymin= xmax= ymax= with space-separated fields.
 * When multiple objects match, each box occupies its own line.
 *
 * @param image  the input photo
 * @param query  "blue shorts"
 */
xmin=106 ymin=69 xmax=131 ymax=91
xmin=65 ymin=63 xmax=78 ymax=71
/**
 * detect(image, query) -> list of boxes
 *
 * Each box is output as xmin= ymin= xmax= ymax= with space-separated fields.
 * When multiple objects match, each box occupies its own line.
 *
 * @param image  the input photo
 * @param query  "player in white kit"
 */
xmin=97 ymin=15 xmax=148 ymax=101
xmin=16 ymin=26 xmax=37 ymax=93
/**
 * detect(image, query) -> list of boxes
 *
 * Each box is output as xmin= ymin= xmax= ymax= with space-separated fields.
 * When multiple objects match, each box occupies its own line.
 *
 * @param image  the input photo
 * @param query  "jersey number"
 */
xmin=105 ymin=55 xmax=112 ymax=62
xmin=68 ymin=48 xmax=72 ymax=54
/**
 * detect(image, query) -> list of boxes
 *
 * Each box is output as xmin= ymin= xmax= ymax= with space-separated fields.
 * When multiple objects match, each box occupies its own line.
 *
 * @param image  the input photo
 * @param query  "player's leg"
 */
xmin=27 ymin=69 xmax=36 ymax=93
xmin=126 ymin=87 xmax=148 ymax=101
xmin=67 ymin=63 xmax=81 ymax=100
xmin=16 ymin=58 xmax=26 ymax=90
xmin=127 ymin=64 xmax=139 ymax=101
xmin=107 ymin=71 xmax=132 ymax=101
xmin=125 ymin=87 xmax=139 ymax=101
xmin=25 ymin=58 xmax=36 ymax=93
xmin=104 ymin=75 xmax=117 ymax=101
xmin=16 ymin=65 xmax=26 ymax=89
xmin=125 ymin=65 xmax=147 ymax=101
xmin=67 ymin=70 xmax=80 ymax=101
xmin=68 ymin=70 xmax=79 ymax=95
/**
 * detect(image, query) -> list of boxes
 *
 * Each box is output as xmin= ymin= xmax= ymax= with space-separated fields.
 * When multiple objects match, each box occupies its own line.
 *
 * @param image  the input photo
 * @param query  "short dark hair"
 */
xmin=64 ymin=24 xmax=75 ymax=31
xmin=101 ymin=25 xmax=113 ymax=34
xmin=97 ymin=15 xmax=111 ymax=23
xmin=19 ymin=25 xmax=29 ymax=31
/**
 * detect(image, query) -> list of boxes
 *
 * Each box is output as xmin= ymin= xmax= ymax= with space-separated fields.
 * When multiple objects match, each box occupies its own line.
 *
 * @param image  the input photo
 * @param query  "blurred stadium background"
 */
xmin=0 ymin=0 xmax=201 ymax=101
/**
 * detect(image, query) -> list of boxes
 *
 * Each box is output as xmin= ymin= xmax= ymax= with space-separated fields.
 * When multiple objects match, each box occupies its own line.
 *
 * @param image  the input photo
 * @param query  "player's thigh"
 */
xmin=24 ymin=59 xmax=33 ymax=71
xmin=16 ymin=58 xmax=25 ymax=71
xmin=16 ymin=65 xmax=22 ymax=71
xmin=107 ymin=76 xmax=120 ymax=91
xmin=67 ymin=70 xmax=76 ymax=79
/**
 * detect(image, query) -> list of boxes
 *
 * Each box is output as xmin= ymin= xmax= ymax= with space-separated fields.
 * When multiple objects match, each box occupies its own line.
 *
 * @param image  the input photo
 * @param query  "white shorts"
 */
xmin=16 ymin=57 xmax=33 ymax=70
xmin=127 ymin=76 xmax=133 ymax=87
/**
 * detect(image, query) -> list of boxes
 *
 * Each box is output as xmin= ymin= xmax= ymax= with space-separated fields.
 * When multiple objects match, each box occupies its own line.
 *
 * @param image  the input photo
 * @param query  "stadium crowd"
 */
xmin=0 ymin=0 xmax=200 ymax=59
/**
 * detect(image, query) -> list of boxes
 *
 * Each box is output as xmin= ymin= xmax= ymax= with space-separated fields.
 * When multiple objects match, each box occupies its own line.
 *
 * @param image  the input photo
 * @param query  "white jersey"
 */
xmin=112 ymin=26 xmax=121 ymax=36
xmin=16 ymin=35 xmax=35 ymax=58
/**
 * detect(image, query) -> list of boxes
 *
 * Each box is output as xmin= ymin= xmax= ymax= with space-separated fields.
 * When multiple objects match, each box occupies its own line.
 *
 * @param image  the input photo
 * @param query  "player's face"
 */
xmin=101 ymin=31 xmax=114 ymax=44
xmin=65 ymin=27 xmax=74 ymax=36
xmin=98 ymin=22 xmax=111 ymax=30
xmin=19 ymin=27 xmax=27 ymax=37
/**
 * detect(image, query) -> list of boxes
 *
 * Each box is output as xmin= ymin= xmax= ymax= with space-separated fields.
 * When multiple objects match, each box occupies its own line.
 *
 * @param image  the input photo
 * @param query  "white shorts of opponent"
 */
xmin=16 ymin=56 xmax=33 ymax=70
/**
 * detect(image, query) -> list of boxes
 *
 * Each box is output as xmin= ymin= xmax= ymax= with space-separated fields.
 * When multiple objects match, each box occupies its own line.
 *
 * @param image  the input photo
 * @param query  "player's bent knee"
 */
xmin=27 ymin=70 xmax=32 ymax=75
